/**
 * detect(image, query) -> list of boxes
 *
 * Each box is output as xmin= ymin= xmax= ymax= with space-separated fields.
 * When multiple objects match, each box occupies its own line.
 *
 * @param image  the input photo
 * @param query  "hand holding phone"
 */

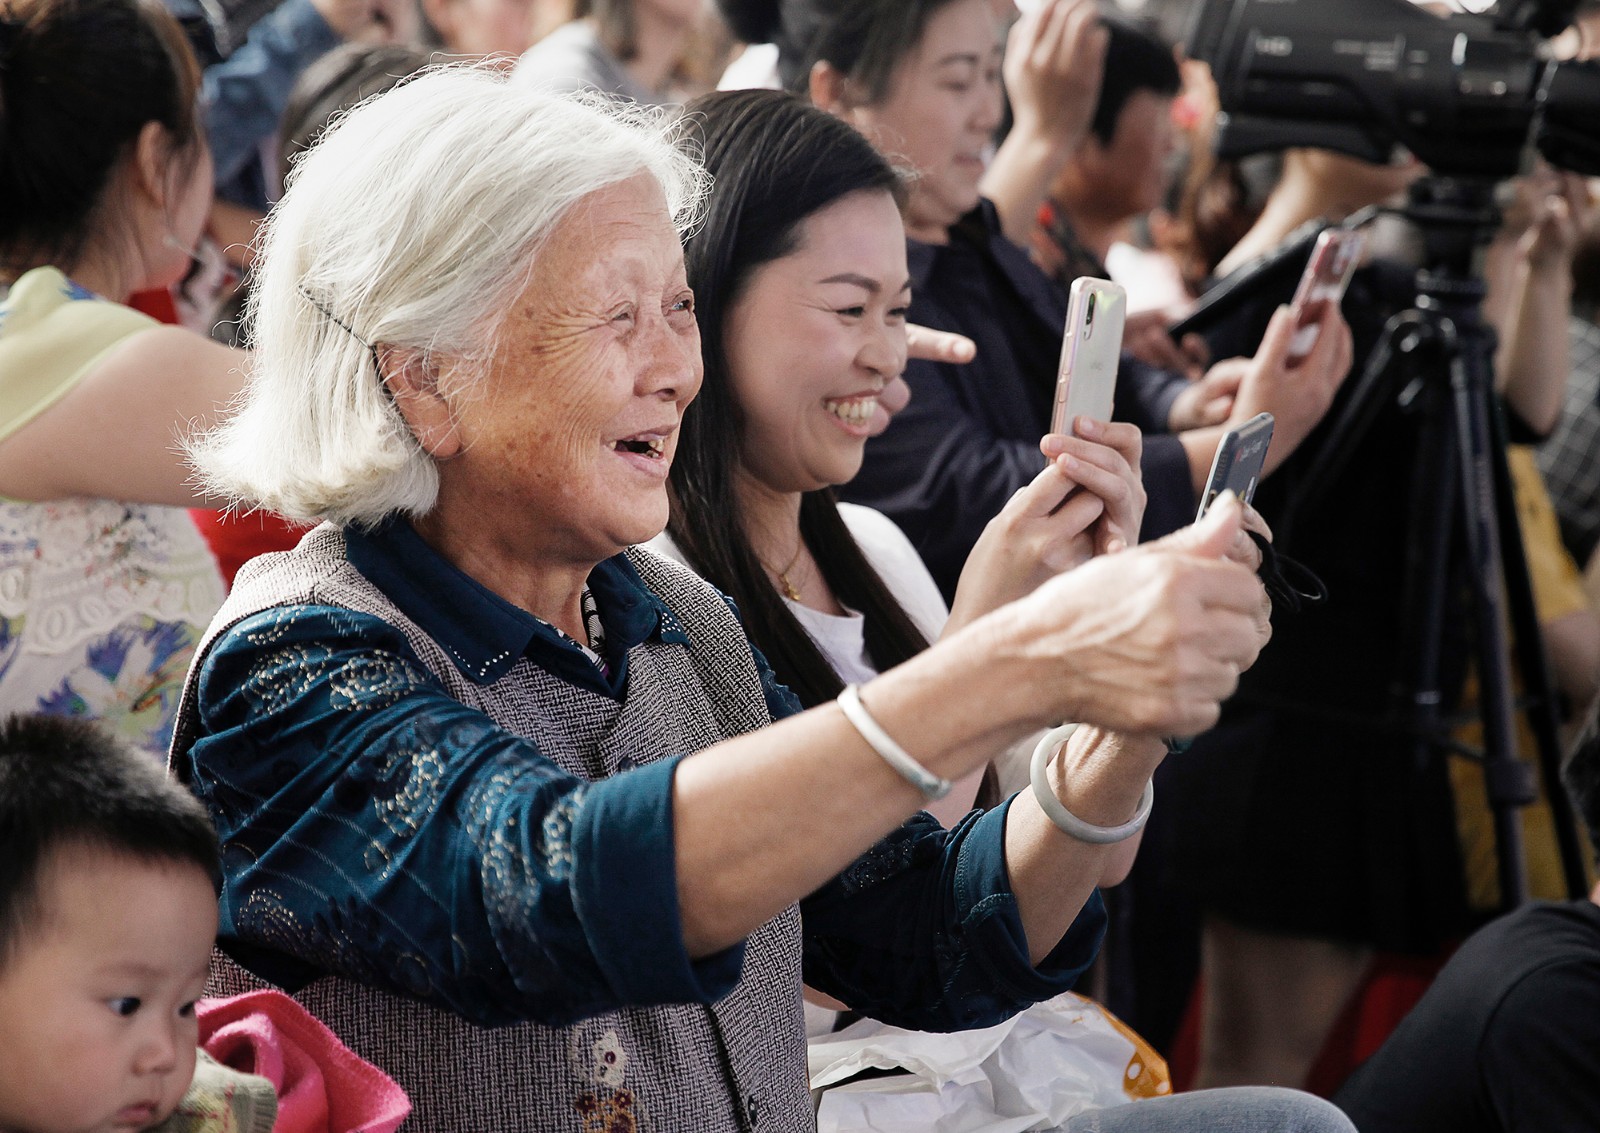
xmin=1198 ymin=412 xmax=1275 ymax=521
xmin=1286 ymin=230 xmax=1365 ymax=365
xmin=1051 ymin=278 xmax=1126 ymax=436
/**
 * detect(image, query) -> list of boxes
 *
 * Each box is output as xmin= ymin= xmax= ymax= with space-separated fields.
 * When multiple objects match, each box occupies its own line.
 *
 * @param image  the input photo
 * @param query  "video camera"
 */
xmin=1187 ymin=0 xmax=1600 ymax=179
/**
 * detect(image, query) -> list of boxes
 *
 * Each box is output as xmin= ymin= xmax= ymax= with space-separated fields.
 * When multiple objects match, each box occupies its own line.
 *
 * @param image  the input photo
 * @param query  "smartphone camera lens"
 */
xmin=1085 ymin=291 xmax=1097 ymax=335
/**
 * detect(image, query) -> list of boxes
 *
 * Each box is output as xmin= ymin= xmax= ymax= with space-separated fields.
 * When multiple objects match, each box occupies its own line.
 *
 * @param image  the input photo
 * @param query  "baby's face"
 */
xmin=0 ymin=847 xmax=217 ymax=1133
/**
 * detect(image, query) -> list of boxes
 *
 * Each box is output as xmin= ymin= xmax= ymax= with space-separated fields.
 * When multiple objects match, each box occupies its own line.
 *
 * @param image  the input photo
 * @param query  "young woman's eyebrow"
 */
xmin=817 ymin=273 xmax=913 ymax=295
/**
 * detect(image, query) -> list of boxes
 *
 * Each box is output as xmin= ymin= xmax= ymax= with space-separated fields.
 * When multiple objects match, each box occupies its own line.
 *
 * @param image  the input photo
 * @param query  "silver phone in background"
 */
xmin=1286 ymin=229 xmax=1365 ymax=363
xmin=1051 ymin=278 xmax=1127 ymax=435
xmin=1198 ymin=412 xmax=1275 ymax=520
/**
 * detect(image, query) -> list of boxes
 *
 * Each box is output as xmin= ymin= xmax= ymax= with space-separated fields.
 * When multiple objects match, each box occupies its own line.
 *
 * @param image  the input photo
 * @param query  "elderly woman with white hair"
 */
xmin=173 ymin=68 xmax=1273 ymax=1130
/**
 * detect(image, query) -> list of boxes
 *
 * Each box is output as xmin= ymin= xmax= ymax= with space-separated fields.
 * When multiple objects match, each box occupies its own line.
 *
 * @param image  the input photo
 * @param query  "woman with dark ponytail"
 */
xmin=0 ymin=0 xmax=238 ymax=753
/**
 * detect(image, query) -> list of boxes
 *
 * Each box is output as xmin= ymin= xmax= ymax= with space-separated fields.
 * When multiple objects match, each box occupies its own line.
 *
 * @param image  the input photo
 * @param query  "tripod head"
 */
xmin=1400 ymin=176 xmax=1504 ymax=306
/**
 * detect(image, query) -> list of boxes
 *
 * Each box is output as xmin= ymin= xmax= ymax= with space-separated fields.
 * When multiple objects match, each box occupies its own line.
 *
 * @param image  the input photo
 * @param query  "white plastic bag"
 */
xmin=808 ymin=992 xmax=1170 ymax=1133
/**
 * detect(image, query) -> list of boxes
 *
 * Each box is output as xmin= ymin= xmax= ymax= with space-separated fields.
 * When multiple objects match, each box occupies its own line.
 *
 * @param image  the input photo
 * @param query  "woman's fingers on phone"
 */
xmin=1051 ymin=446 xmax=1146 ymax=549
xmin=1067 ymin=417 xmax=1143 ymax=466
xmin=1009 ymin=456 xmax=1085 ymax=519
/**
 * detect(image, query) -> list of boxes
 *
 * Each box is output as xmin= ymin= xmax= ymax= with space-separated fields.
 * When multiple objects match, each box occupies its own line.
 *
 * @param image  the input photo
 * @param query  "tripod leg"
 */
xmin=1448 ymin=321 xmax=1536 ymax=910
xmin=1489 ymin=410 xmax=1593 ymax=900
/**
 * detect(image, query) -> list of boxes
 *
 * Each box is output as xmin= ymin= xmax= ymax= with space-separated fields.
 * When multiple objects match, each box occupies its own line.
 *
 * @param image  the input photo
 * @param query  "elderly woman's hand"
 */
xmin=983 ymin=495 xmax=1268 ymax=738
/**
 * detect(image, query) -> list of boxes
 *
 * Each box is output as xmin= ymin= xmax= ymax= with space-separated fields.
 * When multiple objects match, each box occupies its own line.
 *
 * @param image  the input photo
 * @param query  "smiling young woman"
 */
xmin=660 ymin=89 xmax=1143 ymax=769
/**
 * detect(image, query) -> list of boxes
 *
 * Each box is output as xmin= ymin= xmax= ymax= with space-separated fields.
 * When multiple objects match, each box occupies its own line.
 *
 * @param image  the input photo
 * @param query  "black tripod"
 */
xmin=1290 ymin=175 xmax=1588 ymax=908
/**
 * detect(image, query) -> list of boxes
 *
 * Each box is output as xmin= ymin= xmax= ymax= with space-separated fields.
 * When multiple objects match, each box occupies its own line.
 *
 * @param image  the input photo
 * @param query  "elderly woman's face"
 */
xmin=438 ymin=174 xmax=701 ymax=563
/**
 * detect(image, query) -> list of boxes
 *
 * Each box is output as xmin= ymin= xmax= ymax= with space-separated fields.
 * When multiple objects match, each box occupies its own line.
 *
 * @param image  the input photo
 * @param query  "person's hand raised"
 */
xmin=984 ymin=494 xmax=1267 ymax=737
xmin=1226 ymin=302 xmax=1353 ymax=475
xmin=949 ymin=419 xmax=1144 ymax=630
xmin=1003 ymin=0 xmax=1108 ymax=156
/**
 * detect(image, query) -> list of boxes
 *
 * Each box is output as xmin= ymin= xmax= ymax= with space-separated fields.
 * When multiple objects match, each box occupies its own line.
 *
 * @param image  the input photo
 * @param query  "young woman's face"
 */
xmin=841 ymin=0 xmax=1004 ymax=242
xmin=723 ymin=190 xmax=910 ymax=495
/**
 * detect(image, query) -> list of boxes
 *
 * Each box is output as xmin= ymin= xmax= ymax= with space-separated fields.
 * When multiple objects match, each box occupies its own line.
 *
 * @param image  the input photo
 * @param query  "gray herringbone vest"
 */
xmin=171 ymin=525 xmax=811 ymax=1132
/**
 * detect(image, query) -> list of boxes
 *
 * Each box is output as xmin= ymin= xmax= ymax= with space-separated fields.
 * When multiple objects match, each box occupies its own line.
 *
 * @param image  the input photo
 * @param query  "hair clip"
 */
xmin=296 ymin=283 xmax=381 ymax=376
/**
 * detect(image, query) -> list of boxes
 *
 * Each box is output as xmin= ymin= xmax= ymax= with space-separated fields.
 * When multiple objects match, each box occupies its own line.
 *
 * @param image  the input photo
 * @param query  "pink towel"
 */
xmin=198 ymin=991 xmax=411 ymax=1133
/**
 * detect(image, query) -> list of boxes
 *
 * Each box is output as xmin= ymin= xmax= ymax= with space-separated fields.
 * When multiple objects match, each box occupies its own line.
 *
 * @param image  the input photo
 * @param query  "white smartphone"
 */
xmin=1286 ymin=229 xmax=1365 ymax=364
xmin=1197 ymin=412 xmax=1275 ymax=520
xmin=1051 ymin=278 xmax=1127 ymax=435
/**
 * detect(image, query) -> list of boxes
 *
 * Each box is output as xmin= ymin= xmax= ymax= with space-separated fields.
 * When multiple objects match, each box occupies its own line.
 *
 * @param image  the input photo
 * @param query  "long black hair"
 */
xmin=669 ymin=89 xmax=930 ymax=710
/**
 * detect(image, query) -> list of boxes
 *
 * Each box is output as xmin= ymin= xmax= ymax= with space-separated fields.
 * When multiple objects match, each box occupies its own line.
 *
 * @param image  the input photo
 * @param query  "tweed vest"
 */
xmin=171 ymin=525 xmax=812 ymax=1132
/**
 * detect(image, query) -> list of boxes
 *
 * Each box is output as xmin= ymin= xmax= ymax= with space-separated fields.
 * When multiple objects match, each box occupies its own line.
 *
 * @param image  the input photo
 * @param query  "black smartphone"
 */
xmin=1197 ymin=412 xmax=1274 ymax=520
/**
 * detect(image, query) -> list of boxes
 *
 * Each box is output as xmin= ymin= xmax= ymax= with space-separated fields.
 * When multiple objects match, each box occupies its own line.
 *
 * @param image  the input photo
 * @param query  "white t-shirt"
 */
xmin=646 ymin=503 xmax=983 ymax=827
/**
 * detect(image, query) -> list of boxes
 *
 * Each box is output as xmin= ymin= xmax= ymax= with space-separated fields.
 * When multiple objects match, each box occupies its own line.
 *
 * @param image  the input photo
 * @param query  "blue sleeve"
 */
xmin=710 ymin=587 xmax=1104 ymax=1029
xmin=182 ymin=604 xmax=744 ymax=1028
xmin=202 ymin=0 xmax=340 ymax=188
xmin=801 ymin=799 xmax=1106 ymax=1032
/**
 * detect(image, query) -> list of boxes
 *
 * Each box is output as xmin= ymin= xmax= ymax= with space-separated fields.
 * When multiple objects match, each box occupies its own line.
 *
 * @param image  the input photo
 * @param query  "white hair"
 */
xmin=188 ymin=67 xmax=708 ymax=527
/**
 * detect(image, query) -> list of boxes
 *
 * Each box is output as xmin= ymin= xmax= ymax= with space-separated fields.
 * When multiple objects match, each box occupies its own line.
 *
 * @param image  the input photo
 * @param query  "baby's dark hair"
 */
xmin=0 ymin=714 xmax=219 ymax=967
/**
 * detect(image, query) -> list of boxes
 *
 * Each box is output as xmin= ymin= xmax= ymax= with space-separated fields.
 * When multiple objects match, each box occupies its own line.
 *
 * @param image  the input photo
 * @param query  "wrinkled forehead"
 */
xmin=524 ymin=175 xmax=689 ymax=288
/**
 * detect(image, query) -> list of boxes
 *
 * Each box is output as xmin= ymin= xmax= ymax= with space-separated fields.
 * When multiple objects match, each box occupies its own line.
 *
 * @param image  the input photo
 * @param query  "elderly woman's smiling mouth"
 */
xmin=610 ymin=426 xmax=676 ymax=475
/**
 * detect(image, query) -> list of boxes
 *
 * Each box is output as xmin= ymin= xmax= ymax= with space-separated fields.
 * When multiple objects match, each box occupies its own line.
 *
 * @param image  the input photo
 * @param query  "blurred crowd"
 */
xmin=3 ymin=1 xmax=1600 ymax=1131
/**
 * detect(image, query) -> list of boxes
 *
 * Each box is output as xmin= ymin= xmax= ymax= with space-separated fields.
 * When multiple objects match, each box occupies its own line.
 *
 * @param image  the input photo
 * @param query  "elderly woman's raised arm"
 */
xmin=184 ymin=503 xmax=1261 ymax=1030
xmin=669 ymin=499 xmax=1262 ymax=958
